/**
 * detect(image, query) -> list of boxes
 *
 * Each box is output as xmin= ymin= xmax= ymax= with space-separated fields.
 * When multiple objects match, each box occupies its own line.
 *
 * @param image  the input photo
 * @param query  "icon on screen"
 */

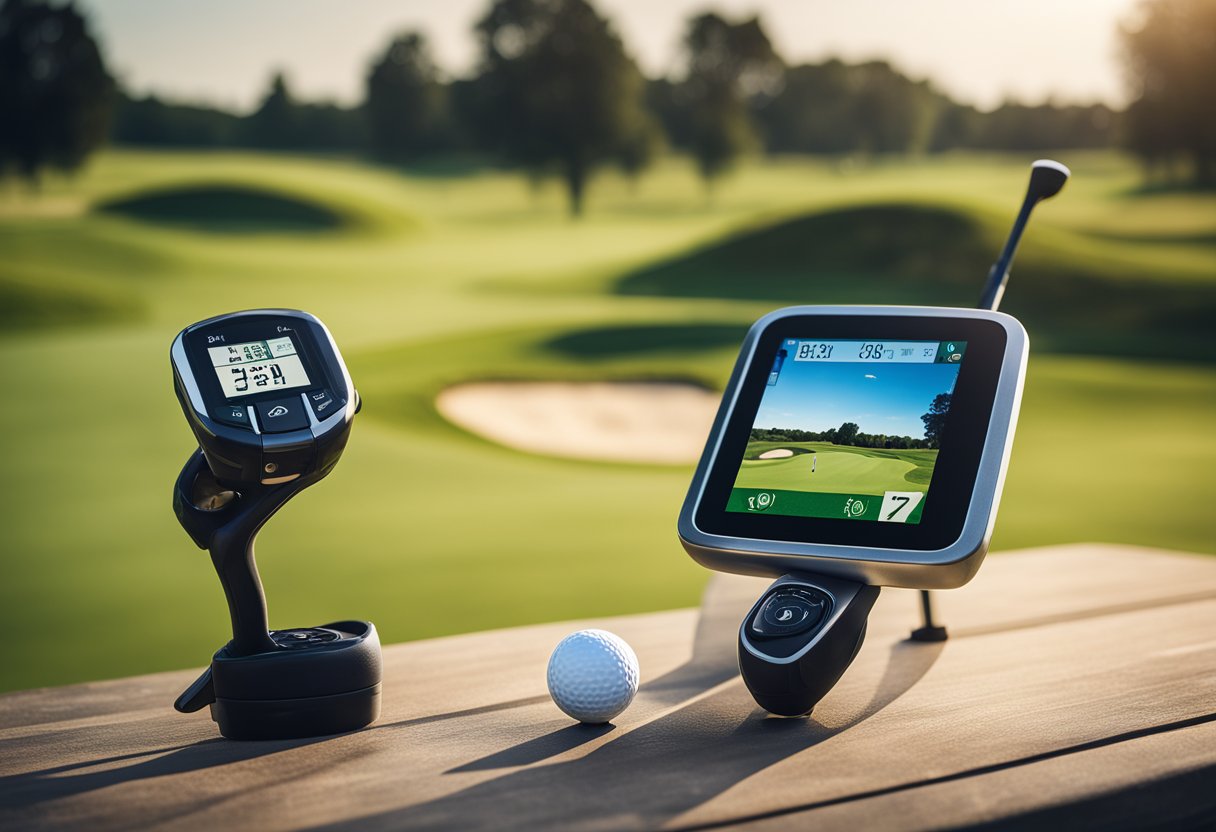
xmin=747 ymin=492 xmax=776 ymax=511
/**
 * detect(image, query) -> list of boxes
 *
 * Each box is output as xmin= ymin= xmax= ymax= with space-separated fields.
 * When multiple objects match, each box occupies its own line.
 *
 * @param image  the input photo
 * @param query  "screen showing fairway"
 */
xmin=728 ymin=339 xmax=966 ymax=524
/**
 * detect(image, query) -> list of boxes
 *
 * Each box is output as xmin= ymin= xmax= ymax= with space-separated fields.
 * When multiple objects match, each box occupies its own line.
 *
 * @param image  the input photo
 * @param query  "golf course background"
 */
xmin=1 ymin=149 xmax=1214 ymax=693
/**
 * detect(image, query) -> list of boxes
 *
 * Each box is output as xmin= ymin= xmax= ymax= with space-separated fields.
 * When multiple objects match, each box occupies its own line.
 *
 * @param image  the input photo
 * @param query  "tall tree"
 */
xmin=835 ymin=421 xmax=860 ymax=446
xmin=471 ymin=0 xmax=650 ymax=216
xmin=676 ymin=12 xmax=781 ymax=188
xmin=364 ymin=32 xmax=448 ymax=161
xmin=616 ymin=117 xmax=663 ymax=189
xmin=759 ymin=60 xmax=939 ymax=156
xmin=0 ymin=0 xmax=115 ymax=183
xmin=921 ymin=393 xmax=952 ymax=448
xmin=1121 ymin=0 xmax=1216 ymax=185
xmin=243 ymin=71 xmax=300 ymax=149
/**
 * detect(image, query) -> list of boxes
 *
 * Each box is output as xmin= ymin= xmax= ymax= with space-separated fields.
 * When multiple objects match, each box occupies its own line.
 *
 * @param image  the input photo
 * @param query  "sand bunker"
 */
xmin=757 ymin=449 xmax=795 ymax=459
xmin=436 ymin=381 xmax=720 ymax=464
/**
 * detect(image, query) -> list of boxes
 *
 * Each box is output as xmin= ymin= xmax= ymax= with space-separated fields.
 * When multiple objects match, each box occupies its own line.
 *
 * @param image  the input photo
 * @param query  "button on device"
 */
xmin=272 ymin=628 xmax=341 ymax=650
xmin=254 ymin=398 xmax=310 ymax=433
xmin=306 ymin=388 xmax=339 ymax=420
xmin=213 ymin=404 xmax=251 ymax=428
xmin=751 ymin=587 xmax=830 ymax=639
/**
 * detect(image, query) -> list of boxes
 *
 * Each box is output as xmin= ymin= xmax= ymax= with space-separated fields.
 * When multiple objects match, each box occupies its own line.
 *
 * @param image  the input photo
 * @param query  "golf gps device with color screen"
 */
xmin=678 ymin=159 xmax=1066 ymax=718
xmin=679 ymin=306 xmax=1027 ymax=718
xmin=679 ymin=306 xmax=1026 ymax=589
xmin=168 ymin=309 xmax=381 ymax=741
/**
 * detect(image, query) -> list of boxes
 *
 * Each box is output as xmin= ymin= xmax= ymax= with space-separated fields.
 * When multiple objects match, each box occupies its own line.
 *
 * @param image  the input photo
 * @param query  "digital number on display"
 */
xmin=207 ymin=337 xmax=312 ymax=399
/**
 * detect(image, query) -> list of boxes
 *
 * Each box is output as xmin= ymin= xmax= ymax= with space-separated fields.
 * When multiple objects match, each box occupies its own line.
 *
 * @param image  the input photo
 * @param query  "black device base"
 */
xmin=176 ymin=621 xmax=383 ymax=741
xmin=211 ymin=684 xmax=381 ymax=741
xmin=738 ymin=572 xmax=879 ymax=717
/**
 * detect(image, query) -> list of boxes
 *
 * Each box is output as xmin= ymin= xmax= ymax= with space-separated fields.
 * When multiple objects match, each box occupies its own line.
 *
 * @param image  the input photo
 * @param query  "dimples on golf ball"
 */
xmin=547 ymin=629 xmax=639 ymax=723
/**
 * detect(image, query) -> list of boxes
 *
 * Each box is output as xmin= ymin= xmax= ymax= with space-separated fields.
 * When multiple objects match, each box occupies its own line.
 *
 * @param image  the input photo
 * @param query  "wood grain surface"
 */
xmin=2 ymin=544 xmax=1214 ymax=831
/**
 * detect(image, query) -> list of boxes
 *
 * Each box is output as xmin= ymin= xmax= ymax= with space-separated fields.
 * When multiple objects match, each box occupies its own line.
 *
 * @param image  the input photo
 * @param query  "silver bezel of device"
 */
xmin=677 ymin=305 xmax=1028 ymax=589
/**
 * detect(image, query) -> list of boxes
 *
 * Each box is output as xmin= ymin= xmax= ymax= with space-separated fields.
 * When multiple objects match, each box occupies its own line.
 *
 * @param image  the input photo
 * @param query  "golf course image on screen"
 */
xmin=728 ymin=339 xmax=965 ymax=524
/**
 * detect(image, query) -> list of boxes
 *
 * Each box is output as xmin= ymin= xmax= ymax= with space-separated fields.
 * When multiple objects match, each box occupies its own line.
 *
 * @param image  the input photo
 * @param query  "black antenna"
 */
xmin=910 ymin=159 xmax=1070 ymax=643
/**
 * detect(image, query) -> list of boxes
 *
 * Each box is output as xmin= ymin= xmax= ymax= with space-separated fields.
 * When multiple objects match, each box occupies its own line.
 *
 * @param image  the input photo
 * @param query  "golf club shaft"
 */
xmin=919 ymin=161 xmax=1067 ymax=641
xmin=920 ymin=178 xmax=1034 ymax=635
xmin=978 ymin=194 xmax=1036 ymax=312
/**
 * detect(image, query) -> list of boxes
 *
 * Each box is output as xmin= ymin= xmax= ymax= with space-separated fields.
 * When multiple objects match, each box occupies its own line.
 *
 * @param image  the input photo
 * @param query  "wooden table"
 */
xmin=2 ymin=544 xmax=1215 ymax=830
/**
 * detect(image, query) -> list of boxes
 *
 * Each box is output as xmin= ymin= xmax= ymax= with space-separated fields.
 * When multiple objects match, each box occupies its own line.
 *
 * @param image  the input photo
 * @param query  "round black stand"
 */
xmin=171 ymin=450 xmax=382 ymax=740
xmin=738 ymin=572 xmax=879 ymax=717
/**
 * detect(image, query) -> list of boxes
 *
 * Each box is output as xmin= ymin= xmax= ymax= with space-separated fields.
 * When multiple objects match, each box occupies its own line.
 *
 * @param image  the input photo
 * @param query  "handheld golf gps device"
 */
xmin=169 ymin=309 xmax=381 ymax=740
xmin=679 ymin=160 xmax=1068 ymax=717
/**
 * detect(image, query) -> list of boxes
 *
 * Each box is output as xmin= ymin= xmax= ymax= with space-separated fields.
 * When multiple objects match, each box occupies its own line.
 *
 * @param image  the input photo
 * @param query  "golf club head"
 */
xmin=1028 ymin=160 xmax=1070 ymax=204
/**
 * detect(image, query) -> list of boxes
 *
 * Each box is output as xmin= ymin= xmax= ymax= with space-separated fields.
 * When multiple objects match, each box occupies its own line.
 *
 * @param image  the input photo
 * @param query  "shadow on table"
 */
xmin=943 ymin=762 xmax=1216 ymax=832
xmin=308 ymin=577 xmax=945 ymax=831
xmin=0 ymin=732 xmax=339 ymax=812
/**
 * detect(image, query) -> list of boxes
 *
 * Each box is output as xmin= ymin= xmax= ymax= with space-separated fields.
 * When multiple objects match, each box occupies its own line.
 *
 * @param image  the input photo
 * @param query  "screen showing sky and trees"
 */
xmin=728 ymin=339 xmax=966 ymax=524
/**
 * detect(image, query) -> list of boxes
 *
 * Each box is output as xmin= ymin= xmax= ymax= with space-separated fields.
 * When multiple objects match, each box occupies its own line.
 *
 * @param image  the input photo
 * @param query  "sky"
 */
xmin=80 ymin=0 xmax=1141 ymax=114
xmin=752 ymin=351 xmax=961 ymax=439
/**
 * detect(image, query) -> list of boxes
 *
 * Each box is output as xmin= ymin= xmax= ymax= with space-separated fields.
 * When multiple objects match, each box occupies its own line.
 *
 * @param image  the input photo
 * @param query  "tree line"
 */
xmin=751 ymin=423 xmax=933 ymax=451
xmin=752 ymin=392 xmax=952 ymax=451
xmin=2 ymin=0 xmax=1213 ymax=212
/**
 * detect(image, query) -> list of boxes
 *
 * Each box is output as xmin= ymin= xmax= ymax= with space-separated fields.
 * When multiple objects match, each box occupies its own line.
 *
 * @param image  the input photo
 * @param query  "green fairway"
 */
xmin=735 ymin=442 xmax=935 ymax=495
xmin=0 ymin=149 xmax=1213 ymax=693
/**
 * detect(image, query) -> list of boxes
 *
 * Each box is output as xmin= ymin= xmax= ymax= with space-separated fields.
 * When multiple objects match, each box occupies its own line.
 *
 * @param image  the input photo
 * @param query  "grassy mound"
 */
xmin=616 ymin=203 xmax=1216 ymax=362
xmin=95 ymin=183 xmax=348 ymax=233
xmin=0 ymin=269 xmax=142 ymax=330
xmin=617 ymin=204 xmax=991 ymax=305
xmin=544 ymin=322 xmax=746 ymax=358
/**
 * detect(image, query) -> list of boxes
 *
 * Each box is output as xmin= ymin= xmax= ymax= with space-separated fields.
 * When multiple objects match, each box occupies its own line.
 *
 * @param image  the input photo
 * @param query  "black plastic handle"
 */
xmin=738 ymin=572 xmax=880 ymax=716
xmin=173 ymin=449 xmax=317 ymax=656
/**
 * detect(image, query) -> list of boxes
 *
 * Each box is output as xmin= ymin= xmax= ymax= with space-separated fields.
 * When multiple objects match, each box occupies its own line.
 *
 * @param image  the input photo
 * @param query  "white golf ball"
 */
xmin=547 ymin=629 xmax=640 ymax=724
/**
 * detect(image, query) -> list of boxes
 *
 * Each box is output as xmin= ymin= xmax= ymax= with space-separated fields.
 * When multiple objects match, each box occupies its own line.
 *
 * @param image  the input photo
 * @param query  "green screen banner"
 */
xmin=728 ymin=487 xmax=927 ymax=524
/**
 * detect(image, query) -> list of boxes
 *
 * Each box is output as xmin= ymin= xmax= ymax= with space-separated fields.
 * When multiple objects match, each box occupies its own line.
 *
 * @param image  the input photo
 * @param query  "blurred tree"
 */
xmin=849 ymin=62 xmax=937 ymax=154
xmin=644 ymin=78 xmax=688 ymax=148
xmin=364 ymin=32 xmax=449 ymax=161
xmin=293 ymin=102 xmax=366 ymax=151
xmin=616 ymin=116 xmax=664 ymax=190
xmin=0 ymin=0 xmax=114 ymax=184
xmin=238 ymin=73 xmax=362 ymax=152
xmin=758 ymin=60 xmax=1115 ymax=157
xmin=927 ymin=101 xmax=980 ymax=153
xmin=112 ymin=92 xmax=241 ymax=147
xmin=676 ymin=12 xmax=782 ymax=187
xmin=1121 ymin=0 xmax=1216 ymax=185
xmin=243 ymin=71 xmax=298 ymax=148
xmin=754 ymin=62 xmax=856 ymax=155
xmin=470 ymin=0 xmax=650 ymax=216
xmin=969 ymin=101 xmax=1117 ymax=152
xmin=758 ymin=60 xmax=940 ymax=156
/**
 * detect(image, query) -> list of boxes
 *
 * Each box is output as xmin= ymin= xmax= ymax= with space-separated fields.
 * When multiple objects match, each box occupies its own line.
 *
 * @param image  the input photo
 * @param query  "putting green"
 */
xmin=735 ymin=444 xmax=933 ymax=495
